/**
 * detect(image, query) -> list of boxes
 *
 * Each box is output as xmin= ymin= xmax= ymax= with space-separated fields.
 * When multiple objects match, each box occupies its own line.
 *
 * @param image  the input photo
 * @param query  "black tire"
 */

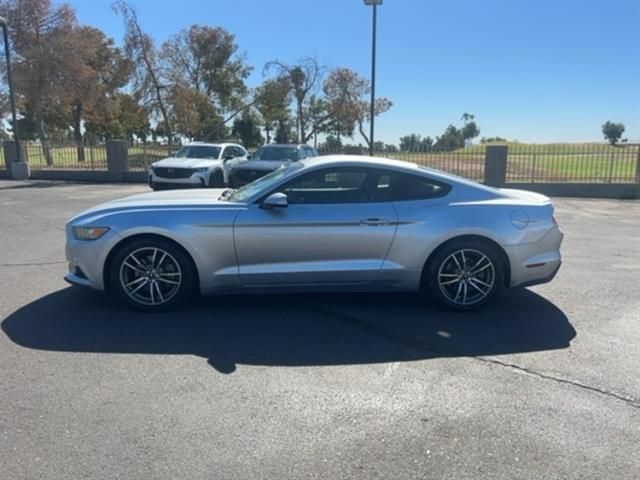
xmin=425 ymin=239 xmax=504 ymax=311
xmin=209 ymin=170 xmax=224 ymax=188
xmin=109 ymin=237 xmax=197 ymax=312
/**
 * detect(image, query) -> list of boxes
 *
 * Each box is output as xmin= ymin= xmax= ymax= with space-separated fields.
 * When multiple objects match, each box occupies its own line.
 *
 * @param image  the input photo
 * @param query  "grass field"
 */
xmin=383 ymin=143 xmax=639 ymax=183
xmin=0 ymin=143 xmax=171 ymax=171
xmin=2 ymin=141 xmax=638 ymax=183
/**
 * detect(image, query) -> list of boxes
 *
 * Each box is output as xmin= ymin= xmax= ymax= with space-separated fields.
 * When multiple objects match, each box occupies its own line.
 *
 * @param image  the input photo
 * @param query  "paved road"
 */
xmin=1 ymin=180 xmax=638 ymax=479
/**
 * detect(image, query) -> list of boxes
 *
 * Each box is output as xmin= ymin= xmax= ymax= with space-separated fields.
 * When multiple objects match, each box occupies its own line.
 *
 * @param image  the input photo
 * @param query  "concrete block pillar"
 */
xmin=106 ymin=140 xmax=128 ymax=182
xmin=3 ymin=140 xmax=29 ymax=180
xmin=484 ymin=145 xmax=508 ymax=187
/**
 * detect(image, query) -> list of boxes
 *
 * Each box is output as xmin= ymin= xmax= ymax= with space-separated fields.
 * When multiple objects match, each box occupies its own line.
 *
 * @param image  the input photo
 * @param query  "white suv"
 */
xmin=148 ymin=142 xmax=248 ymax=189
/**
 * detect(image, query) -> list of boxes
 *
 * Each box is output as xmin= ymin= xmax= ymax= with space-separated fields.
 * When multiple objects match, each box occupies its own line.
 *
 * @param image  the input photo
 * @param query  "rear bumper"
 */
xmin=506 ymin=226 xmax=564 ymax=288
xmin=516 ymin=261 xmax=561 ymax=288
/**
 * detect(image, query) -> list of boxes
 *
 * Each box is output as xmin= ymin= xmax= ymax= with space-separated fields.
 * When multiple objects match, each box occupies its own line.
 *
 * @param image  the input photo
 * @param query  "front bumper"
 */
xmin=65 ymin=227 xmax=121 ymax=291
xmin=149 ymin=171 xmax=208 ymax=188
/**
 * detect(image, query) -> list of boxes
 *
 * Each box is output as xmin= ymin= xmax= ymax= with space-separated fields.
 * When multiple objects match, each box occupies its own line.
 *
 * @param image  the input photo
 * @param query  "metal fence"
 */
xmin=18 ymin=140 xmax=172 ymax=172
xmin=319 ymin=144 xmax=639 ymax=184
xmin=23 ymin=139 xmax=108 ymax=170
xmin=506 ymin=144 xmax=639 ymax=183
xmin=127 ymin=143 xmax=172 ymax=171
xmin=8 ymin=139 xmax=640 ymax=185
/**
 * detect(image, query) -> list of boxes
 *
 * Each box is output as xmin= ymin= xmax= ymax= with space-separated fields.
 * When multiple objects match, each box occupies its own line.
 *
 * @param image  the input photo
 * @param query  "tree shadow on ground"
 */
xmin=2 ymin=287 xmax=575 ymax=374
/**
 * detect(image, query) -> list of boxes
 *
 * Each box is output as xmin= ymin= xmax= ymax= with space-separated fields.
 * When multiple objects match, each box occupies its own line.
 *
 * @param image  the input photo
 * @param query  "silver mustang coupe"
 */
xmin=65 ymin=156 xmax=563 ymax=311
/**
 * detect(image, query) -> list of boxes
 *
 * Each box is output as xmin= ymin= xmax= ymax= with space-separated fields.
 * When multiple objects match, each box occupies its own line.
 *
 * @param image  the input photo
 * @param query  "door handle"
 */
xmin=359 ymin=217 xmax=392 ymax=226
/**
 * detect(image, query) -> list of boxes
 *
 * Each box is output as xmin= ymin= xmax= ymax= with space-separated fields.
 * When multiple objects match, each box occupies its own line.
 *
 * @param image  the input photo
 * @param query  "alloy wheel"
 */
xmin=119 ymin=247 xmax=182 ymax=306
xmin=437 ymin=248 xmax=495 ymax=307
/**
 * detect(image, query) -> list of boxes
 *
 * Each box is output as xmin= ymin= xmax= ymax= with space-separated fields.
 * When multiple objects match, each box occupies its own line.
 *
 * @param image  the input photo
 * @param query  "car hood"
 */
xmin=69 ymin=189 xmax=243 ymax=225
xmin=233 ymin=159 xmax=291 ymax=171
xmin=152 ymin=157 xmax=221 ymax=169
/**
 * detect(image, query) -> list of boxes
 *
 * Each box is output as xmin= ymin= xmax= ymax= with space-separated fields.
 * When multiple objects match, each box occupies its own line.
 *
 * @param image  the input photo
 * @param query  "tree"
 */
xmin=169 ymin=85 xmax=227 ymax=142
xmin=114 ymin=1 xmax=173 ymax=148
xmin=321 ymin=67 xmax=392 ymax=151
xmin=255 ymin=78 xmax=291 ymax=143
xmin=305 ymin=95 xmax=332 ymax=147
xmin=274 ymin=118 xmax=295 ymax=144
xmin=434 ymin=125 xmax=464 ymax=151
xmin=67 ymin=26 xmax=130 ymax=160
xmin=1 ymin=0 xmax=77 ymax=165
xmin=231 ymin=112 xmax=263 ymax=148
xmin=319 ymin=134 xmax=342 ymax=153
xmin=460 ymin=112 xmax=480 ymax=147
xmin=602 ymin=121 xmax=625 ymax=145
xmin=84 ymin=92 xmax=150 ymax=142
xmin=265 ymin=56 xmax=323 ymax=143
xmin=399 ymin=133 xmax=422 ymax=151
xmin=384 ymin=143 xmax=398 ymax=153
xmin=160 ymin=25 xmax=252 ymax=122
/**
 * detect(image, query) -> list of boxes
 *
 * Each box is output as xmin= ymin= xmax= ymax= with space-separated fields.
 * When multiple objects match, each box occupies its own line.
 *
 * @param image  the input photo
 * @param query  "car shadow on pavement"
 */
xmin=2 ymin=287 xmax=575 ymax=374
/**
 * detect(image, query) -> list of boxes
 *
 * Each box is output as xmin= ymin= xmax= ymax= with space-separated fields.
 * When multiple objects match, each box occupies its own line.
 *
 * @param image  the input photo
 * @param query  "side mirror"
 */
xmin=261 ymin=192 xmax=288 ymax=209
xmin=223 ymin=154 xmax=234 ymax=161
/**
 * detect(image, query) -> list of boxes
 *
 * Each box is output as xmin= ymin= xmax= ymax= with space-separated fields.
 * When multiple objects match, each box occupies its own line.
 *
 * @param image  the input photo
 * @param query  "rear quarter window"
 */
xmin=391 ymin=173 xmax=451 ymax=201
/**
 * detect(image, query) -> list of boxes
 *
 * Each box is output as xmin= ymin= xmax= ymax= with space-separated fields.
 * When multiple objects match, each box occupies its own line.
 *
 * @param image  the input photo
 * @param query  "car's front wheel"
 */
xmin=426 ymin=240 xmax=504 ymax=310
xmin=109 ymin=237 xmax=196 ymax=311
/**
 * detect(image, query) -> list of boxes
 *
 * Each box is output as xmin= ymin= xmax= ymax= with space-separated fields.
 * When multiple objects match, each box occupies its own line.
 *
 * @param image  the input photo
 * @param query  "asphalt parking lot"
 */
xmin=1 ymin=179 xmax=638 ymax=479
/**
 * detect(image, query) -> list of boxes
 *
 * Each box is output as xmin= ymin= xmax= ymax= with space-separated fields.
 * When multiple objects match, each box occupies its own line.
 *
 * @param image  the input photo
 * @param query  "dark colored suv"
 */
xmin=228 ymin=144 xmax=318 ymax=187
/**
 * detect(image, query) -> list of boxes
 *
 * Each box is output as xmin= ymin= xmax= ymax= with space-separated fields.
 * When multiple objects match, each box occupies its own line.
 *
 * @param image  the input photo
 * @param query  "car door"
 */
xmin=233 ymin=167 xmax=399 ymax=286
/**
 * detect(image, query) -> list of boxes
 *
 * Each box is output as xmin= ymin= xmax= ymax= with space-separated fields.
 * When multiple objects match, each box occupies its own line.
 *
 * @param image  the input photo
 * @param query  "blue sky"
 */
xmin=67 ymin=0 xmax=639 ymax=144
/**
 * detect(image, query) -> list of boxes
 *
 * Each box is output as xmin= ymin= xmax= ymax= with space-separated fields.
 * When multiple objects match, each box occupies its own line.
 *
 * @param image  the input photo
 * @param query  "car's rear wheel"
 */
xmin=209 ymin=170 xmax=224 ymax=188
xmin=426 ymin=240 xmax=503 ymax=310
xmin=109 ymin=238 xmax=196 ymax=312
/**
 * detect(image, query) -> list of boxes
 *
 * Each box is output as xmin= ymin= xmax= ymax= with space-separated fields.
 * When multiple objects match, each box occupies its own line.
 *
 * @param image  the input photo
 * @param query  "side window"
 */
xmin=280 ymin=168 xmax=370 ymax=204
xmin=304 ymin=147 xmax=316 ymax=158
xmin=297 ymin=148 xmax=307 ymax=160
xmin=391 ymin=173 xmax=451 ymax=201
xmin=221 ymin=147 xmax=230 ymax=159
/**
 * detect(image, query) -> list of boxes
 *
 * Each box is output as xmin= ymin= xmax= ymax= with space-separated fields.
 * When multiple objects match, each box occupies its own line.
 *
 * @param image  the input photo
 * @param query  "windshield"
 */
xmin=254 ymin=146 xmax=299 ymax=162
xmin=174 ymin=145 xmax=221 ymax=159
xmin=229 ymin=163 xmax=303 ymax=202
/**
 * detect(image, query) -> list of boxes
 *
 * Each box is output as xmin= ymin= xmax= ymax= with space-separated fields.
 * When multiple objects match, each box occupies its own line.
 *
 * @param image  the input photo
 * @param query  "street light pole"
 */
xmin=0 ymin=16 xmax=21 ymax=163
xmin=364 ymin=0 xmax=382 ymax=157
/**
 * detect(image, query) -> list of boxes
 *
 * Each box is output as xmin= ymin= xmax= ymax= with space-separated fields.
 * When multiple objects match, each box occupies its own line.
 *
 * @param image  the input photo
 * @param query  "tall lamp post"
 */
xmin=0 ymin=16 xmax=21 ymax=164
xmin=364 ymin=0 xmax=382 ymax=156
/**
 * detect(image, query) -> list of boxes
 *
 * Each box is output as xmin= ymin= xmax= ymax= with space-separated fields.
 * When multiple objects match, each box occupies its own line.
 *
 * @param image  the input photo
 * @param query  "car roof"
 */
xmin=298 ymin=154 xmax=499 ymax=193
xmin=260 ymin=143 xmax=312 ymax=149
xmin=187 ymin=142 xmax=243 ymax=148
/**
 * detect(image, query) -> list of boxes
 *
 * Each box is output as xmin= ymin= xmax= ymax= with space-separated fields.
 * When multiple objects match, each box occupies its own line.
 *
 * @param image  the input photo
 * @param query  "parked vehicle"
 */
xmin=65 ymin=155 xmax=563 ymax=312
xmin=228 ymin=144 xmax=318 ymax=187
xmin=148 ymin=142 xmax=248 ymax=189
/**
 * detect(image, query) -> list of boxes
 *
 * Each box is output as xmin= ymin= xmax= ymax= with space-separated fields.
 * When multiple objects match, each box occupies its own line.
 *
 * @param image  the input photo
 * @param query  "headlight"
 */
xmin=73 ymin=226 xmax=110 ymax=240
xmin=194 ymin=167 xmax=209 ymax=172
